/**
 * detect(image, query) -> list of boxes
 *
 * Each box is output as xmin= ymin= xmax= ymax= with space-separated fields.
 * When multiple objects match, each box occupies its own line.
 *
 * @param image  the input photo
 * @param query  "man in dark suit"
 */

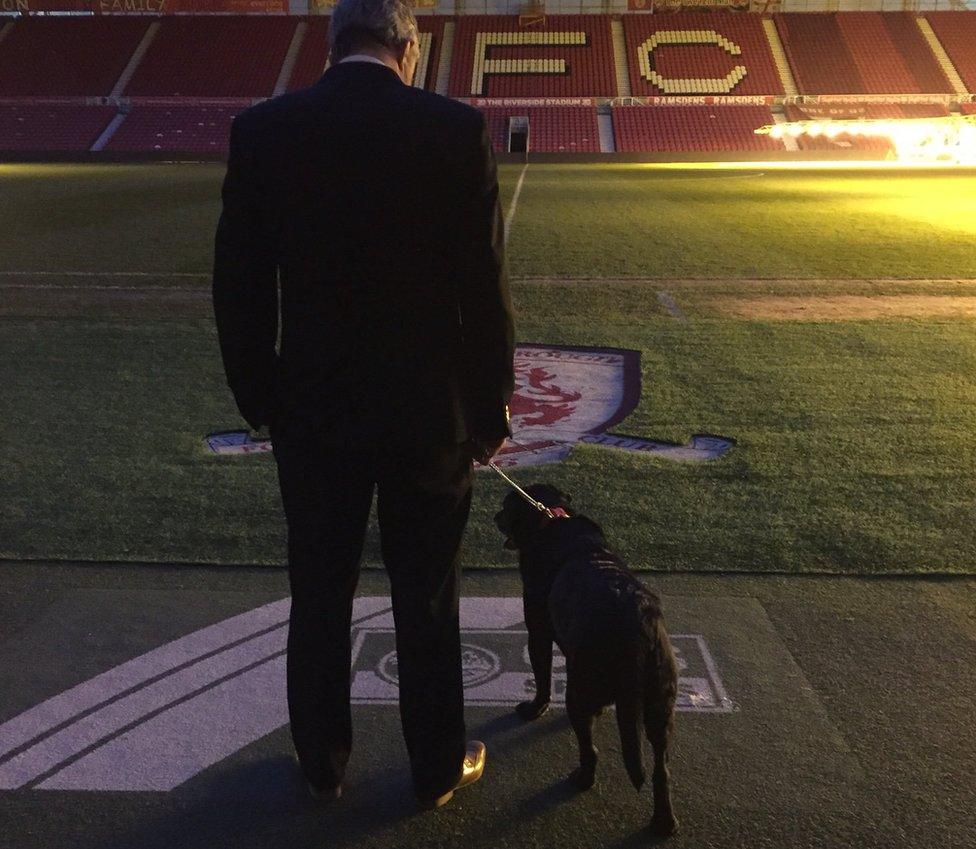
xmin=212 ymin=0 xmax=514 ymax=810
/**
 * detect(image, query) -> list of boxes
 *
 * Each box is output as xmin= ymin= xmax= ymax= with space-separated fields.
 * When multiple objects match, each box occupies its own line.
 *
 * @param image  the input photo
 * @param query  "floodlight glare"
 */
xmin=755 ymin=114 xmax=976 ymax=165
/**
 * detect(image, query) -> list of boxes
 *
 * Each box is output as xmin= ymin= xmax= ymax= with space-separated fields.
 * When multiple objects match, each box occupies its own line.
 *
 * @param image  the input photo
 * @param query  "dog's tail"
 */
xmin=642 ymin=619 xmax=679 ymax=744
xmin=644 ymin=616 xmax=678 ymax=724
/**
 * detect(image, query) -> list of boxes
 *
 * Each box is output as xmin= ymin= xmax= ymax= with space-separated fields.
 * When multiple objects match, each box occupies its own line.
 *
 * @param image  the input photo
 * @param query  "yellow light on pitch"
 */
xmin=754 ymin=115 xmax=976 ymax=165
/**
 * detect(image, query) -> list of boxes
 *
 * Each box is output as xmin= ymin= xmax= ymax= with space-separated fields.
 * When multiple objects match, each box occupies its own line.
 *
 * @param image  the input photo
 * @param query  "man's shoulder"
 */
xmin=231 ymin=85 xmax=483 ymax=139
xmin=397 ymin=85 xmax=484 ymax=128
xmin=229 ymin=88 xmax=317 ymax=138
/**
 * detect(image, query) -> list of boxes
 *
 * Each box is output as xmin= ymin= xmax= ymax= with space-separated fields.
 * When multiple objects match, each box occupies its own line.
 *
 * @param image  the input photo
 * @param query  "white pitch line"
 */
xmin=0 ymin=270 xmax=209 ymax=279
xmin=657 ymin=290 xmax=688 ymax=322
xmin=0 ymin=599 xmax=291 ymax=767
xmin=9 ymin=271 xmax=975 ymax=287
xmin=37 ymin=655 xmax=289 ymax=792
xmin=0 ymin=630 xmax=286 ymax=789
xmin=504 ymin=163 xmax=529 ymax=242
xmin=0 ymin=283 xmax=207 ymax=293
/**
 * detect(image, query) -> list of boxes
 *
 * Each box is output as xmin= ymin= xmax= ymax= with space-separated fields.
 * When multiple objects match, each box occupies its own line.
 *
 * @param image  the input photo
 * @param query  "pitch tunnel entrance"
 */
xmin=508 ymin=115 xmax=529 ymax=154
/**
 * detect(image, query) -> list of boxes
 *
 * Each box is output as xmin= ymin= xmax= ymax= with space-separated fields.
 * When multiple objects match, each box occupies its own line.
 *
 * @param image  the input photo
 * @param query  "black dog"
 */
xmin=495 ymin=485 xmax=679 ymax=837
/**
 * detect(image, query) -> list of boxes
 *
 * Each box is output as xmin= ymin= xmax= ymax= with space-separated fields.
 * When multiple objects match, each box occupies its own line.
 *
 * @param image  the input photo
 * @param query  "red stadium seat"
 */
xmin=0 ymin=18 xmax=149 ymax=97
xmin=612 ymin=105 xmax=784 ymax=153
xmin=926 ymin=13 xmax=976 ymax=94
xmin=286 ymin=18 xmax=331 ymax=91
xmin=0 ymin=103 xmax=117 ymax=151
xmin=775 ymin=13 xmax=951 ymax=95
xmin=123 ymin=16 xmax=296 ymax=98
xmin=105 ymin=105 xmax=241 ymax=154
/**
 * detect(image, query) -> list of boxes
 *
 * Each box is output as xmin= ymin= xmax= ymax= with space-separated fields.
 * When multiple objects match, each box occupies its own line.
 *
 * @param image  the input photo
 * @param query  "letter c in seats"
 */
xmin=637 ymin=30 xmax=747 ymax=94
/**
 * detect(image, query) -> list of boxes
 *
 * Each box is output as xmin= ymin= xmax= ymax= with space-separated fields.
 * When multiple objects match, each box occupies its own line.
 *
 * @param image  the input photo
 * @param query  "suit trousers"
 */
xmin=271 ymin=431 xmax=473 ymax=800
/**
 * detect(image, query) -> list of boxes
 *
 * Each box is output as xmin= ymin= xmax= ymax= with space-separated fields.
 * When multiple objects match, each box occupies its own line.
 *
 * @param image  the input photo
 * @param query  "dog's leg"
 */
xmin=615 ymin=692 xmax=646 ymax=791
xmin=645 ymin=634 xmax=679 ymax=837
xmin=647 ymin=721 xmax=677 ymax=837
xmin=517 ymin=600 xmax=554 ymax=721
xmin=566 ymin=667 xmax=598 ymax=790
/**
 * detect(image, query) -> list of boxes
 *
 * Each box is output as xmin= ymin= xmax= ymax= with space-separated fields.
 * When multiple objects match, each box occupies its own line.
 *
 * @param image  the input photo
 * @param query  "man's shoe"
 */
xmin=308 ymin=782 xmax=342 ymax=803
xmin=419 ymin=741 xmax=487 ymax=810
xmin=293 ymin=755 xmax=342 ymax=804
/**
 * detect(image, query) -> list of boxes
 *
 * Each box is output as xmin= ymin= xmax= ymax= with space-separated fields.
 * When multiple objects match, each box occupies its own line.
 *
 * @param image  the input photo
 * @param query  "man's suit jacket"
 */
xmin=213 ymin=61 xmax=515 ymax=447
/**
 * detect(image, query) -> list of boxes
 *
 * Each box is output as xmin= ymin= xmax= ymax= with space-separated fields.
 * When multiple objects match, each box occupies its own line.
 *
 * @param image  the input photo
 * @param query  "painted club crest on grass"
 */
xmin=205 ymin=344 xmax=733 ymax=465
xmin=489 ymin=344 xmax=640 ymax=468
xmin=486 ymin=344 xmax=733 ymax=468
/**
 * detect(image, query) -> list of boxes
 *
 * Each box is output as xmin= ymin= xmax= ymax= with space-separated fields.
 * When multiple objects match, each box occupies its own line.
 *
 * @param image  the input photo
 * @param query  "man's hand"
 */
xmin=468 ymin=437 xmax=506 ymax=465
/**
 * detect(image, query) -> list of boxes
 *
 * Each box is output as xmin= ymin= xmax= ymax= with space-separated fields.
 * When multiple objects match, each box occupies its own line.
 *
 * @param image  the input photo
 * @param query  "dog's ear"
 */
xmin=532 ymin=485 xmax=573 ymax=514
xmin=526 ymin=483 xmax=571 ymax=507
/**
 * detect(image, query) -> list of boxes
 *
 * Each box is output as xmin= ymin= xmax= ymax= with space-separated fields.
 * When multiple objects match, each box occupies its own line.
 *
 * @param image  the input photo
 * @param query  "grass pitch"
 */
xmin=2 ymin=163 xmax=975 ymax=573
xmin=509 ymin=165 xmax=976 ymax=279
xmin=4 ymin=163 xmax=976 ymax=279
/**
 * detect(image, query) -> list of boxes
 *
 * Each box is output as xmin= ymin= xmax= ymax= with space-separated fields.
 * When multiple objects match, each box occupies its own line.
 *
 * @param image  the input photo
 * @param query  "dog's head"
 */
xmin=494 ymin=484 xmax=573 ymax=551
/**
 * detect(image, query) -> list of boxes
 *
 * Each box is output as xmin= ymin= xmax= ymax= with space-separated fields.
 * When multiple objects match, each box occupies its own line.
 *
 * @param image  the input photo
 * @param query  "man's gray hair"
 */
xmin=328 ymin=0 xmax=419 ymax=63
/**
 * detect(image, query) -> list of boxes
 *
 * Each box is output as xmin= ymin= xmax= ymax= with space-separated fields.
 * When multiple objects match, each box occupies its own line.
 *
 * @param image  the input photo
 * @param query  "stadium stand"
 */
xmin=104 ymin=104 xmax=241 ymax=154
xmin=783 ymin=102 xmax=950 ymax=153
xmin=286 ymin=17 xmax=330 ymax=91
xmin=926 ymin=13 xmax=976 ymax=94
xmin=448 ymin=15 xmax=615 ymax=97
xmin=0 ymin=103 xmax=117 ymax=151
xmin=961 ymin=103 xmax=976 ymax=116
xmin=479 ymin=106 xmax=600 ymax=153
xmin=123 ymin=16 xmax=297 ymax=97
xmin=0 ymin=18 xmax=149 ymax=97
xmin=775 ymin=12 xmax=951 ymax=95
xmin=622 ymin=12 xmax=784 ymax=97
xmin=1 ymin=12 xmax=974 ymax=158
xmin=612 ymin=105 xmax=784 ymax=153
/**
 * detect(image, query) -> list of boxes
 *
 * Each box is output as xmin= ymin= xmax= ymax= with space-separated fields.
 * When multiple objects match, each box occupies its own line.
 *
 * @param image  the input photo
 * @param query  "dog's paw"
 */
xmin=515 ymin=699 xmax=550 ymax=722
xmin=568 ymin=767 xmax=596 ymax=791
xmin=649 ymin=812 xmax=678 ymax=838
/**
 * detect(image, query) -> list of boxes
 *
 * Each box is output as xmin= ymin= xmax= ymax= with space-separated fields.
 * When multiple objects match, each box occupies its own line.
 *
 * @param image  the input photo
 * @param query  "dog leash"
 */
xmin=486 ymin=460 xmax=561 ymax=519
